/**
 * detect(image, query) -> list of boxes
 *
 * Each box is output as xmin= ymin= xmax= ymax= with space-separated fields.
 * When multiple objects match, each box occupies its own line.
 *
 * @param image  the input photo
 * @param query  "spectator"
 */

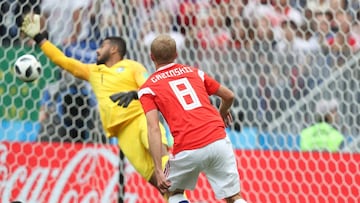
xmin=307 ymin=0 xmax=332 ymax=13
xmin=229 ymin=17 xmax=249 ymax=49
xmin=313 ymin=11 xmax=335 ymax=53
xmin=142 ymin=10 xmax=185 ymax=51
xmin=348 ymin=0 xmax=360 ymax=19
xmin=300 ymin=98 xmax=344 ymax=152
xmin=195 ymin=3 xmax=231 ymax=51
xmin=176 ymin=0 xmax=200 ymax=35
xmin=320 ymin=11 xmax=355 ymax=67
xmin=293 ymin=22 xmax=321 ymax=52
xmin=273 ymin=0 xmax=305 ymax=27
xmin=242 ymin=0 xmax=303 ymax=29
xmin=350 ymin=22 xmax=360 ymax=52
xmin=94 ymin=0 xmax=122 ymax=38
xmin=41 ymin=0 xmax=92 ymax=46
xmin=307 ymin=0 xmax=346 ymax=13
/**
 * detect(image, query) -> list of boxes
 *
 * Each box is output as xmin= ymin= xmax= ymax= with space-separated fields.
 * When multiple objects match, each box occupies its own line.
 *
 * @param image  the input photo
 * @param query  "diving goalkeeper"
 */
xmin=20 ymin=13 xmax=171 ymax=198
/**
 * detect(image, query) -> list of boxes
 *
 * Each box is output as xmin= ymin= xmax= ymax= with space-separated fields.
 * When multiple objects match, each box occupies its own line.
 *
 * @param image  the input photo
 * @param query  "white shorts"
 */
xmin=166 ymin=137 xmax=241 ymax=199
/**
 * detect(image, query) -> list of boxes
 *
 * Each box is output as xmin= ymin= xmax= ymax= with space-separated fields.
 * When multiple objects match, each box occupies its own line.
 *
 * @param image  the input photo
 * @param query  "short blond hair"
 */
xmin=150 ymin=34 xmax=177 ymax=64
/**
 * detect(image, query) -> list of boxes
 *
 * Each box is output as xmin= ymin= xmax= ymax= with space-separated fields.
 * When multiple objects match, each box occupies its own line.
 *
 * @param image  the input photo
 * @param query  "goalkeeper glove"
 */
xmin=21 ymin=13 xmax=40 ymax=38
xmin=20 ymin=13 xmax=45 ymax=44
xmin=110 ymin=91 xmax=138 ymax=108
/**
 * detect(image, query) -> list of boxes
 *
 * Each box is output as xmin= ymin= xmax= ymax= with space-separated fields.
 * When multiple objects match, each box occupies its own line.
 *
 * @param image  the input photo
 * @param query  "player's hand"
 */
xmin=220 ymin=111 xmax=233 ymax=127
xmin=20 ymin=13 xmax=41 ymax=38
xmin=155 ymin=170 xmax=171 ymax=194
xmin=109 ymin=91 xmax=138 ymax=108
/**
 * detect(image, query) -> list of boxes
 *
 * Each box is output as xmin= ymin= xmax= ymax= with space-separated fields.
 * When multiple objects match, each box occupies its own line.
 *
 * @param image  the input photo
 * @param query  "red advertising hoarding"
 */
xmin=0 ymin=142 xmax=120 ymax=203
xmin=125 ymin=150 xmax=360 ymax=203
xmin=1 ymin=142 xmax=359 ymax=203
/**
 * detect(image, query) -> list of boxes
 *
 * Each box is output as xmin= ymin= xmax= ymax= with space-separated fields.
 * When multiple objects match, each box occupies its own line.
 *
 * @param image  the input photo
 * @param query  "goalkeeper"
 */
xmin=20 ymin=14 xmax=171 ymax=198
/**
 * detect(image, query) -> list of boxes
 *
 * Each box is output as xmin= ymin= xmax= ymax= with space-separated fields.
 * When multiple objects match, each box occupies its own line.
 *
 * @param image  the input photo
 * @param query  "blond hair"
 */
xmin=150 ymin=34 xmax=177 ymax=64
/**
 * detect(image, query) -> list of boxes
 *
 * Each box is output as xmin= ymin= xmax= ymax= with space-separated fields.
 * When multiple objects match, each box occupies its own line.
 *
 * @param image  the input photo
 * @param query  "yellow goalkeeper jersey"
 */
xmin=40 ymin=41 xmax=148 ymax=136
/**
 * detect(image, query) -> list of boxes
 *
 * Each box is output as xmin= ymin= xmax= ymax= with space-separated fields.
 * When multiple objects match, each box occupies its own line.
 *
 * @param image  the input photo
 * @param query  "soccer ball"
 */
xmin=14 ymin=54 xmax=41 ymax=82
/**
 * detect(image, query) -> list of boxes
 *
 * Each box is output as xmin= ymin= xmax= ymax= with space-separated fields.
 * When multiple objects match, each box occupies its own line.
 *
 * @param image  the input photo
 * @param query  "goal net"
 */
xmin=1 ymin=0 xmax=359 ymax=202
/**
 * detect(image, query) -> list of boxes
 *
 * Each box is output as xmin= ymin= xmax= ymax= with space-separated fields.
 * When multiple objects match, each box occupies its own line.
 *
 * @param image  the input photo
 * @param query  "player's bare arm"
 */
xmin=145 ymin=109 xmax=171 ymax=193
xmin=215 ymin=85 xmax=235 ymax=127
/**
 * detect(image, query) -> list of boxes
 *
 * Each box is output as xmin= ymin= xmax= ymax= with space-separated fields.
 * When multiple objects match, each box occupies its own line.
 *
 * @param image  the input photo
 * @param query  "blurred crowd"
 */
xmin=1 ymin=0 xmax=360 ymax=138
xmin=122 ymin=0 xmax=360 ymax=136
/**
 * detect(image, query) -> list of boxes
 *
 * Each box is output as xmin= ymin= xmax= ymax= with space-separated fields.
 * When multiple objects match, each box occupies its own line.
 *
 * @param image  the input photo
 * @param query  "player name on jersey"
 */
xmin=150 ymin=66 xmax=193 ymax=83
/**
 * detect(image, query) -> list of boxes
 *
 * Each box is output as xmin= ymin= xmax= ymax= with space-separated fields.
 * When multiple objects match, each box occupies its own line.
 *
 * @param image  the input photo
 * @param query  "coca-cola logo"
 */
xmin=0 ymin=142 xmax=120 ymax=203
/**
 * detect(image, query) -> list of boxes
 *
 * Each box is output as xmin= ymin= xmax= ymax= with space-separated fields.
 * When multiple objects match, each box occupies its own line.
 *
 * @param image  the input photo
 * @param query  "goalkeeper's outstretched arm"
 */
xmin=20 ymin=13 xmax=92 ymax=81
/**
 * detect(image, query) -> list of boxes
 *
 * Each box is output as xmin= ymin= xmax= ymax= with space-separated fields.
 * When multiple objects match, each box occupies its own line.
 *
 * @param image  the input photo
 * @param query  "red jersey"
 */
xmin=139 ymin=63 xmax=226 ymax=155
